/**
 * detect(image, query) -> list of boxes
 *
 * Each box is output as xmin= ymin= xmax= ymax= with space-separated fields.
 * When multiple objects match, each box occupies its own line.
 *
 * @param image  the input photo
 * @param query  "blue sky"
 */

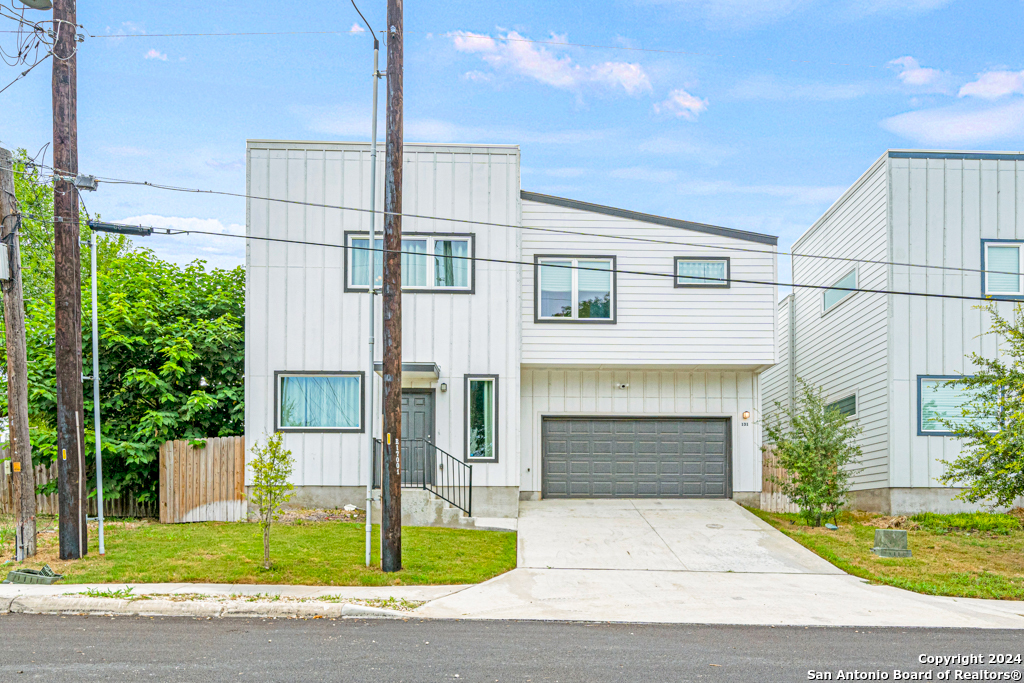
xmin=3 ymin=0 xmax=1023 ymax=284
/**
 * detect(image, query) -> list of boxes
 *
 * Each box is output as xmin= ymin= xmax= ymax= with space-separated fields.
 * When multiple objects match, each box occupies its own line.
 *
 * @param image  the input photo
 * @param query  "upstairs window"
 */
xmin=675 ymin=257 xmax=730 ymax=288
xmin=535 ymin=256 xmax=616 ymax=323
xmin=983 ymin=242 xmax=1024 ymax=297
xmin=823 ymin=269 xmax=857 ymax=313
xmin=347 ymin=233 xmax=473 ymax=292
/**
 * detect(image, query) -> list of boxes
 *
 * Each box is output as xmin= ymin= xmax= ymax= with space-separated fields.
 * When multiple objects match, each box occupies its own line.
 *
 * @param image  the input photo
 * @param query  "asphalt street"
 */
xmin=2 ymin=614 xmax=1024 ymax=682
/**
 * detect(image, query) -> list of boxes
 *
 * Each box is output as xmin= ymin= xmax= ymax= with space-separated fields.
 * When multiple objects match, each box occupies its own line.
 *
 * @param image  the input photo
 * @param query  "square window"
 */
xmin=675 ymin=257 xmax=730 ymax=288
xmin=984 ymin=243 xmax=1023 ymax=296
xmin=536 ymin=256 xmax=616 ymax=322
xmin=277 ymin=373 xmax=363 ymax=432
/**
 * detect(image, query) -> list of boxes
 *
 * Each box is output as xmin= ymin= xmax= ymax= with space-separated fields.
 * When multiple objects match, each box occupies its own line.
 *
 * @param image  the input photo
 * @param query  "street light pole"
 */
xmin=351 ymin=0 xmax=382 ymax=569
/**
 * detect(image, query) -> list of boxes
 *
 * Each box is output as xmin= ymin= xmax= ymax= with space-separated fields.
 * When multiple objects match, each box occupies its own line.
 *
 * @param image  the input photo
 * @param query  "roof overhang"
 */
xmin=373 ymin=362 xmax=441 ymax=380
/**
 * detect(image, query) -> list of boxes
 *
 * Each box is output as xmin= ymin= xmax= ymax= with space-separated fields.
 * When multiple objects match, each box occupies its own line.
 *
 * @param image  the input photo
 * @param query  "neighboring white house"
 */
xmin=246 ymin=140 xmax=779 ymax=520
xmin=761 ymin=150 xmax=1024 ymax=514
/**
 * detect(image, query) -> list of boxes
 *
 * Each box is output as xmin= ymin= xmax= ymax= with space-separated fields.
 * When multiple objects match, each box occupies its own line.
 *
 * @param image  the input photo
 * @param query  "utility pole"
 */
xmin=380 ymin=0 xmax=403 ymax=573
xmin=0 ymin=146 xmax=37 ymax=559
xmin=52 ymin=0 xmax=86 ymax=559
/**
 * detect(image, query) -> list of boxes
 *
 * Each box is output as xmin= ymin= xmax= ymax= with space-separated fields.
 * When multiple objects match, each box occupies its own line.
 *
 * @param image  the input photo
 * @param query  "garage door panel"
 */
xmin=542 ymin=418 xmax=730 ymax=499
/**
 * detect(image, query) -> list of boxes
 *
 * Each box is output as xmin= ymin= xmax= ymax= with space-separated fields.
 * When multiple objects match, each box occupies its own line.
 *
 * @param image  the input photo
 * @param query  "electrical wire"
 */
xmin=85 ymin=219 xmax=1013 ymax=305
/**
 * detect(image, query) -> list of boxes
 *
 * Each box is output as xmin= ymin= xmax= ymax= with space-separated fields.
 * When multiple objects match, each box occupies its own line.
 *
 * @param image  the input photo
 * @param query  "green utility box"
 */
xmin=3 ymin=564 xmax=62 ymax=585
xmin=872 ymin=529 xmax=912 ymax=558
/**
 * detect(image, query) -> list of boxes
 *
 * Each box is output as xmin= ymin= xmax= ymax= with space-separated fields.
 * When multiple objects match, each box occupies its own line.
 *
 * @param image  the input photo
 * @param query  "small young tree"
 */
xmin=763 ymin=380 xmax=862 ymax=526
xmin=937 ymin=303 xmax=1024 ymax=508
xmin=249 ymin=432 xmax=294 ymax=569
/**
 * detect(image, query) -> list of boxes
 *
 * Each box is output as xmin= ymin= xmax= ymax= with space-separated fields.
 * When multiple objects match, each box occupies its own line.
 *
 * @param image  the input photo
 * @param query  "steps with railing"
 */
xmin=373 ymin=438 xmax=473 ymax=516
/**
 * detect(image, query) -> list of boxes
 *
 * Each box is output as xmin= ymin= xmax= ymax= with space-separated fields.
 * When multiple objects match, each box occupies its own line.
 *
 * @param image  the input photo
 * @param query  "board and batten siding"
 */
xmin=759 ymin=295 xmax=792 ymax=444
xmin=888 ymin=154 xmax=1024 ymax=489
xmin=520 ymin=199 xmax=777 ymax=367
xmin=246 ymin=141 xmax=522 ymax=490
xmin=787 ymin=155 xmax=890 ymax=490
xmin=521 ymin=368 xmax=762 ymax=494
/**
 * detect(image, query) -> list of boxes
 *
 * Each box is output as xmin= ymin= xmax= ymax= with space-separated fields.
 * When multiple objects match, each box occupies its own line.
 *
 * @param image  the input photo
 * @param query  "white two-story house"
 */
xmin=762 ymin=150 xmax=1024 ymax=514
xmin=245 ymin=140 xmax=779 ymax=519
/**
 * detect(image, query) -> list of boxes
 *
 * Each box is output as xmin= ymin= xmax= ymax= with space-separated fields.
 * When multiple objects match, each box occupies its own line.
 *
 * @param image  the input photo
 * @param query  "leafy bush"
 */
xmin=249 ymin=433 xmax=295 ymax=570
xmin=762 ymin=380 xmax=862 ymax=527
xmin=910 ymin=512 xmax=1021 ymax=535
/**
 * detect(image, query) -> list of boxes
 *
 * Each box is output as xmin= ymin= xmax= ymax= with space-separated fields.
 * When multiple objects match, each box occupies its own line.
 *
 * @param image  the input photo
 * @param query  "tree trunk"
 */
xmin=263 ymin=523 xmax=270 ymax=570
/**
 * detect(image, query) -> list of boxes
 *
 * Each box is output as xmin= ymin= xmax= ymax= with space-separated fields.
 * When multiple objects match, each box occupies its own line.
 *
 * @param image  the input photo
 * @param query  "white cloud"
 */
xmin=448 ymin=30 xmax=651 ymax=96
xmin=881 ymin=100 xmax=1024 ymax=145
xmin=463 ymin=70 xmax=494 ymax=83
xmin=653 ymin=88 xmax=708 ymax=119
xmin=675 ymin=180 xmax=846 ymax=205
xmin=118 ymin=215 xmax=245 ymax=270
xmin=888 ymin=55 xmax=950 ymax=92
xmin=730 ymin=74 xmax=873 ymax=101
xmin=144 ymin=49 xmax=168 ymax=61
xmin=349 ymin=22 xmax=366 ymax=34
xmin=959 ymin=70 xmax=1024 ymax=99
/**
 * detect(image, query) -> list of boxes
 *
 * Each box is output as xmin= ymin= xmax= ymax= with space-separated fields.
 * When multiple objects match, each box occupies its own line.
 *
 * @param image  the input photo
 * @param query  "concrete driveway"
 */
xmin=517 ymin=499 xmax=842 ymax=574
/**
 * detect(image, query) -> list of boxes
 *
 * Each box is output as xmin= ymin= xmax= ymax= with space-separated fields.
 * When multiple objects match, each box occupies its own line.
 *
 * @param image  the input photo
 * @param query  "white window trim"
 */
xmin=345 ymin=232 xmax=474 ymax=292
xmin=535 ymin=256 xmax=616 ymax=323
xmin=826 ymin=390 xmax=858 ymax=420
xmin=983 ymin=242 xmax=1024 ymax=296
xmin=821 ymin=268 xmax=858 ymax=316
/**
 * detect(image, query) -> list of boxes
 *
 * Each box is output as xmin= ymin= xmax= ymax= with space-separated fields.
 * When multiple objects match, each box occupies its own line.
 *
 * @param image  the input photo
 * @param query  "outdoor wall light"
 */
xmin=742 ymin=411 xmax=751 ymax=420
xmin=440 ymin=383 xmax=447 ymax=392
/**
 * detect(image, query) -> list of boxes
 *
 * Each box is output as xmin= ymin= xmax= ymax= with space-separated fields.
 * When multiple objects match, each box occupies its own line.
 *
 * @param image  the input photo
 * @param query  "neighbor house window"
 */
xmin=918 ymin=376 xmax=991 ymax=436
xmin=347 ymin=233 xmax=473 ymax=292
xmin=535 ymin=256 xmax=615 ymax=322
xmin=465 ymin=376 xmax=498 ymax=462
xmin=983 ymin=242 xmax=1024 ymax=296
xmin=823 ymin=269 xmax=857 ymax=313
xmin=827 ymin=394 xmax=857 ymax=419
xmin=276 ymin=372 xmax=363 ymax=432
xmin=675 ymin=257 xmax=730 ymax=288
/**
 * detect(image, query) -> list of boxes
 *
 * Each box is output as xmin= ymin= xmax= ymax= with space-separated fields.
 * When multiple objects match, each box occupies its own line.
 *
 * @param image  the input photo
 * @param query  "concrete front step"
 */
xmin=369 ymin=489 xmax=516 ymax=530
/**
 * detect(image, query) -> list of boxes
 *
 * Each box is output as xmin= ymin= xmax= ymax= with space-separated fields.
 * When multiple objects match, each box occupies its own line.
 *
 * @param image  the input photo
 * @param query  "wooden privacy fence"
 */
xmin=0 ymin=447 xmax=157 ymax=518
xmin=761 ymin=448 xmax=799 ymax=513
xmin=159 ymin=436 xmax=247 ymax=523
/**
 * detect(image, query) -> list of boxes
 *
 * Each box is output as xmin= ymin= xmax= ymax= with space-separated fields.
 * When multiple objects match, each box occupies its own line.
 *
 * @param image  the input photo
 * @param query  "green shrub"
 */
xmin=910 ymin=512 xmax=1021 ymax=534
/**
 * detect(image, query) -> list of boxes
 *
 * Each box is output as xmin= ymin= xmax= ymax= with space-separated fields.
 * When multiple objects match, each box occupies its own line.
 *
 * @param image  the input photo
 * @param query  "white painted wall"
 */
xmin=246 ymin=141 xmax=522 ymax=489
xmin=521 ymin=368 xmax=762 ymax=494
xmin=521 ymin=199 xmax=777 ymax=367
xmin=760 ymin=295 xmax=791 ymax=444
xmin=785 ymin=155 xmax=891 ymax=490
xmin=888 ymin=154 xmax=1024 ymax=489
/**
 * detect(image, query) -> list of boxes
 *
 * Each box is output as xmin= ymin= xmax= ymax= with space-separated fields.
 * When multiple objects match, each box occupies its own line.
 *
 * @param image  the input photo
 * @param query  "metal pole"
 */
xmin=91 ymin=231 xmax=104 ymax=555
xmin=351 ymin=0 xmax=380 ymax=569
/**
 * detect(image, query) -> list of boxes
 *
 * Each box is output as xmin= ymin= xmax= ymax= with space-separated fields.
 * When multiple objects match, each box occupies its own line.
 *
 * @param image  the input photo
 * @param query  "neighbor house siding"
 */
xmin=888 ymin=155 xmax=1024 ymax=489
xmin=788 ymin=155 xmax=890 ymax=490
xmin=520 ymin=368 xmax=762 ymax=494
xmin=246 ymin=141 xmax=522 ymax=490
xmin=520 ymin=199 xmax=777 ymax=367
xmin=760 ymin=295 xmax=792 ymax=444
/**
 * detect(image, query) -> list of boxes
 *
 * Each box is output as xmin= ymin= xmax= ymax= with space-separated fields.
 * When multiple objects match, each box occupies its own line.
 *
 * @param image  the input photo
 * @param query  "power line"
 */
xmin=90 ymin=219 xmax=1010 ymax=305
xmin=86 ymin=29 xmax=366 ymax=38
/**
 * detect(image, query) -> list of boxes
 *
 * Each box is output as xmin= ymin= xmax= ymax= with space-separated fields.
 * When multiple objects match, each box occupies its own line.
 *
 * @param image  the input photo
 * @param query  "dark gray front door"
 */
xmin=542 ymin=418 xmax=730 ymax=499
xmin=401 ymin=391 xmax=435 ymax=486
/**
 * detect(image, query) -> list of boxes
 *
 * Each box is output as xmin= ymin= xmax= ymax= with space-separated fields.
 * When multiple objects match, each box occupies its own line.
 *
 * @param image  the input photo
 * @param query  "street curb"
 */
xmin=1 ymin=595 xmax=410 ymax=619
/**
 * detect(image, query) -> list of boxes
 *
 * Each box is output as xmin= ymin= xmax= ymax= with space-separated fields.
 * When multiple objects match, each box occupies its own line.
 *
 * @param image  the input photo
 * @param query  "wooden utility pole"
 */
xmin=0 ymin=147 xmax=36 ymax=559
xmin=52 ymin=0 xmax=86 ymax=559
xmin=380 ymin=0 xmax=403 ymax=573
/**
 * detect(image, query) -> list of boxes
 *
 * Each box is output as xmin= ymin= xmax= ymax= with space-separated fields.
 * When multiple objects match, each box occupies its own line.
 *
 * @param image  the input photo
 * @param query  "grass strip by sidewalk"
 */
xmin=748 ymin=507 xmax=1024 ymax=601
xmin=3 ymin=517 xmax=516 ymax=586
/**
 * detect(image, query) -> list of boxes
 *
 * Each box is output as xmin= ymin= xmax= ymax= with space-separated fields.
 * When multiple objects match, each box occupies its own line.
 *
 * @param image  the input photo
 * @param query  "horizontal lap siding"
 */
xmin=246 ymin=142 xmax=522 ymax=489
xmin=759 ymin=296 xmax=791 ymax=443
xmin=785 ymin=157 xmax=890 ymax=490
xmin=520 ymin=200 xmax=777 ymax=366
xmin=889 ymin=157 xmax=1024 ymax=488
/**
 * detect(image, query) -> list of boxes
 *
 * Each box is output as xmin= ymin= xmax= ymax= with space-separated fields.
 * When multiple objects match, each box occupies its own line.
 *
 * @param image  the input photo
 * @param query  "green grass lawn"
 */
xmin=2 ymin=517 xmax=517 ymax=586
xmin=748 ymin=507 xmax=1024 ymax=600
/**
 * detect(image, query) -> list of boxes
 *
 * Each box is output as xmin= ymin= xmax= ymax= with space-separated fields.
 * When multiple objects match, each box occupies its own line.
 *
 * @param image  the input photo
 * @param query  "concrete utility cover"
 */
xmin=517 ymin=499 xmax=843 ymax=574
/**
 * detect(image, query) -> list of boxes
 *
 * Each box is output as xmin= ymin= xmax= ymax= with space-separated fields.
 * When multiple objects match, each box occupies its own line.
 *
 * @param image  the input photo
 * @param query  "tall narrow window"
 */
xmin=675 ymin=257 xmax=730 ymax=288
xmin=346 ymin=233 xmax=473 ymax=291
xmin=277 ymin=372 xmax=363 ymax=432
xmin=984 ymin=243 xmax=1023 ymax=296
xmin=822 ymin=269 xmax=857 ymax=313
xmin=536 ymin=256 xmax=616 ymax=322
xmin=466 ymin=376 xmax=498 ymax=462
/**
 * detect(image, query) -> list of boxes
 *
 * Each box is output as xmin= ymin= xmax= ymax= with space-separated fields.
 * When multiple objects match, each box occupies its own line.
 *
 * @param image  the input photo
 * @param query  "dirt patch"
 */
xmin=862 ymin=515 xmax=920 ymax=531
xmin=278 ymin=508 xmax=365 ymax=525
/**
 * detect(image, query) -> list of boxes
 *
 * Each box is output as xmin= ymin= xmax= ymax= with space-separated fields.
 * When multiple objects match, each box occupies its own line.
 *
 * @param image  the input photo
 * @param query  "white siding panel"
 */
xmin=521 ymin=200 xmax=777 ymax=366
xmin=759 ymin=296 xmax=791 ymax=443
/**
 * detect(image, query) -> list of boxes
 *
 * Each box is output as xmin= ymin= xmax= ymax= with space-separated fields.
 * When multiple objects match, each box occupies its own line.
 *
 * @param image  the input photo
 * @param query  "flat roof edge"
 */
xmin=521 ymin=190 xmax=778 ymax=246
xmin=888 ymin=149 xmax=1024 ymax=161
xmin=247 ymin=139 xmax=521 ymax=150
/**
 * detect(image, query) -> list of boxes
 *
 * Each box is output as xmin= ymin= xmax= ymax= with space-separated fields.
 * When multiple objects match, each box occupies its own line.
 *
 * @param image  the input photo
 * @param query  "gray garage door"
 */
xmin=542 ymin=418 xmax=730 ymax=498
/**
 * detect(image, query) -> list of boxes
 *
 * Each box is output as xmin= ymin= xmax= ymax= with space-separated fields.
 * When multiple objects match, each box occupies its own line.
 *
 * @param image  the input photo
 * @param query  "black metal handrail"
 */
xmin=373 ymin=437 xmax=473 ymax=516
